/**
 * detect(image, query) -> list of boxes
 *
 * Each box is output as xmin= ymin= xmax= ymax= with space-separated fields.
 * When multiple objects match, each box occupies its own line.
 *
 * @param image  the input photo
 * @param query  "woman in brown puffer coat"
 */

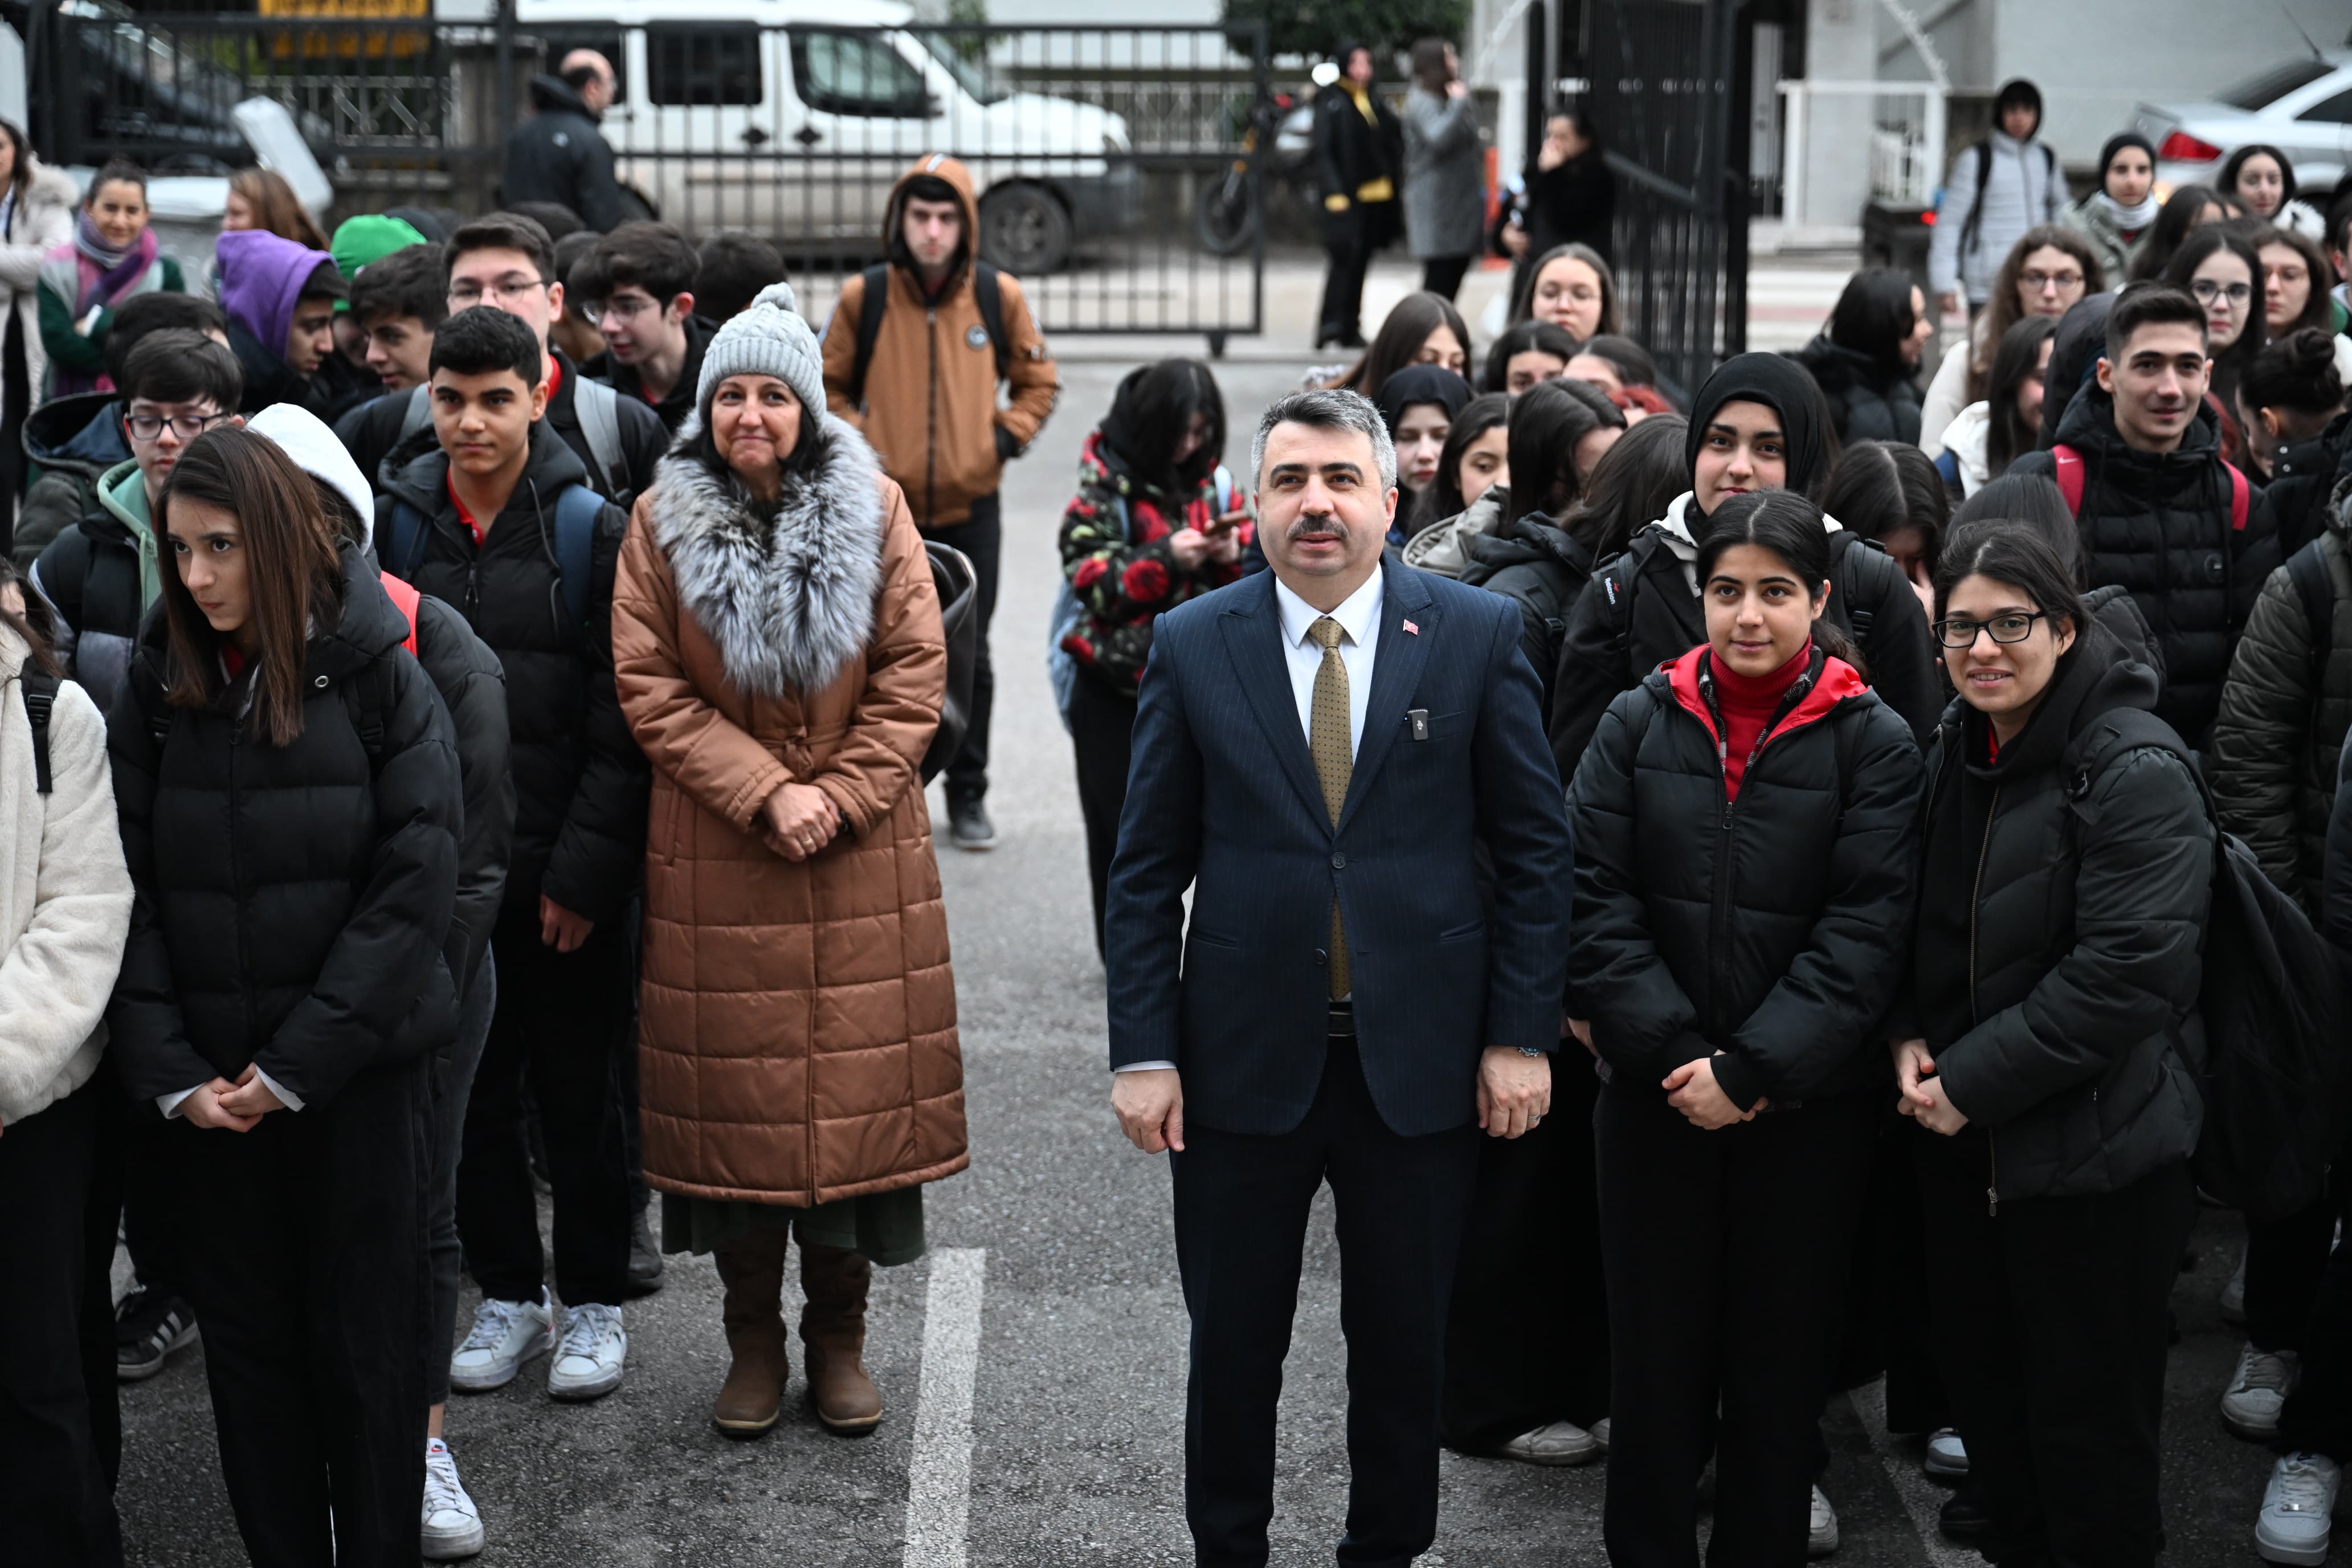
xmin=611 ymin=283 xmax=966 ymax=1441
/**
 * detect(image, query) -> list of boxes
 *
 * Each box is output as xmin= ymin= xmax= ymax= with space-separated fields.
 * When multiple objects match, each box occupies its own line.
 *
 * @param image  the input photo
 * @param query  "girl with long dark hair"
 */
xmin=1495 ymin=101 xmax=1614 ymax=303
xmin=1056 ymin=358 xmax=1248 ymax=948
xmin=1509 ymin=242 xmax=1621 ymax=342
xmin=1413 ymin=391 xmax=1509 ymax=536
xmin=1934 ymin=314 xmax=2056 ymax=499
xmin=1825 ymin=440 xmax=1949 ymax=613
xmin=1919 ymin=226 xmax=2097 ymax=454
xmin=1404 ymin=376 xmax=1619 ymax=576
xmin=1570 ymin=489 xmax=1922 ymax=1562
xmin=107 ymin=426 xmax=460 ymax=1567
xmin=1793 ymin=267 xmax=1935 ymax=444
xmin=2221 ymin=143 xmax=2325 ymax=242
xmin=1482 ymin=318 xmax=1577 ymax=395
xmin=1316 ymin=288 xmax=1470 ymax=397
xmin=2130 ymin=183 xmax=2237 ymax=283
xmin=2236 ymin=328 xmax=2346 ymax=533
xmin=0 ymin=120 xmax=74 ymax=544
xmin=2164 ymin=226 xmax=2265 ymax=460
xmin=1903 ymin=521 xmax=2210 ymax=1567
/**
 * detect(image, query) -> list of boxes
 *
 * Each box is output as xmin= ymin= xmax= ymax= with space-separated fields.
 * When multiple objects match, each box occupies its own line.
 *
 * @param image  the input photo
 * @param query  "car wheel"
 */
xmin=979 ymin=183 xmax=1073 ymax=275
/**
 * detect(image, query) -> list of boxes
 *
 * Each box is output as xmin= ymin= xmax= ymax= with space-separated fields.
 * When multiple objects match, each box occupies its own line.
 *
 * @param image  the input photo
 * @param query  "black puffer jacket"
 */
xmin=2011 ymin=390 xmax=2276 ymax=746
xmin=1790 ymin=337 xmax=1922 ymax=445
xmin=409 ymin=591 xmax=514 ymax=991
xmin=336 ymin=349 xmax=668 ymax=509
xmin=2325 ymin=720 xmax=2352 ymax=950
xmin=1902 ymin=627 xmax=2211 ymax=1202
xmin=2249 ymin=413 xmax=2349 ymax=561
xmin=500 ymin=74 xmax=628 ymax=234
xmin=1457 ymin=508 xmax=1592 ymax=710
xmin=1568 ymin=646 xmax=1924 ymax=1110
xmin=12 ymin=391 xmax=122 ymax=569
xmin=30 ymin=461 xmax=145 ymax=714
xmin=2208 ymin=496 xmax=2352 ymax=918
xmin=105 ymin=545 xmax=463 ymax=1109
xmin=375 ymin=422 xmax=647 ymax=924
xmin=1549 ymin=505 xmax=1944 ymax=782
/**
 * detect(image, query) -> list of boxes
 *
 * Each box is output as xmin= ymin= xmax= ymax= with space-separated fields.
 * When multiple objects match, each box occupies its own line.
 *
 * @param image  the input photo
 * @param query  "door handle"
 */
xmin=793 ymin=126 xmax=823 ymax=148
xmin=741 ymin=126 xmax=770 ymax=147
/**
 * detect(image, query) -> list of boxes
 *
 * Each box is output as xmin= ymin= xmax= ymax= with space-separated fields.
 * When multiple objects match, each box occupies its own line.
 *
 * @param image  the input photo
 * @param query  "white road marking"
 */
xmin=1846 ymin=1381 xmax=1982 ymax=1568
xmin=902 ymin=1248 xmax=989 ymax=1568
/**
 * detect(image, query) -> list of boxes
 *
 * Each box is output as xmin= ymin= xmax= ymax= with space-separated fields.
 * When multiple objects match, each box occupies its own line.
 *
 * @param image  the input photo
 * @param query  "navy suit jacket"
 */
xmin=1104 ymin=557 xmax=1573 ymax=1138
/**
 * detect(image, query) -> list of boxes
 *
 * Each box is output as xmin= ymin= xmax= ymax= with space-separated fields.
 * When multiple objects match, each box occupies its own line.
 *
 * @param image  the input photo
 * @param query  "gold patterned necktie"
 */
xmin=1308 ymin=616 xmax=1353 ymax=1001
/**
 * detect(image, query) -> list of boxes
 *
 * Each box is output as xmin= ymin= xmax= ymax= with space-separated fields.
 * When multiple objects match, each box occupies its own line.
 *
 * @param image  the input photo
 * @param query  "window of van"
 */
xmin=788 ymin=28 xmax=932 ymax=119
xmin=648 ymin=23 xmax=762 ymax=107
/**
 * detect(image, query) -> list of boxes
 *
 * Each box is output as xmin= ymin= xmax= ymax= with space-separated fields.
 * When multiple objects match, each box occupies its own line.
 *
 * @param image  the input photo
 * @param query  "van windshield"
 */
xmin=910 ymin=28 xmax=1011 ymax=107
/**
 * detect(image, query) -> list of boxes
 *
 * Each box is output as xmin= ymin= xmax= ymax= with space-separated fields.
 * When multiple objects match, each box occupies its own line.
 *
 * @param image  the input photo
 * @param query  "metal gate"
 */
xmin=23 ymin=9 xmax=1269 ymax=352
xmin=1571 ymin=0 xmax=1749 ymax=397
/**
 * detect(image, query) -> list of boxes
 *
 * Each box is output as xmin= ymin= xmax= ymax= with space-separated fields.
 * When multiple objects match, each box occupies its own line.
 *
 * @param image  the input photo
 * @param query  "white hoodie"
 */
xmin=1644 ymin=491 xmax=1843 ymax=594
xmin=247 ymin=402 xmax=377 ymax=548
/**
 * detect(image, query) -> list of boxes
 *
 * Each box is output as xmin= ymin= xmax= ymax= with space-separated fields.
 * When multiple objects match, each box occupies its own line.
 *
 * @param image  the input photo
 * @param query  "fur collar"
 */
xmin=651 ymin=414 xmax=886 ymax=697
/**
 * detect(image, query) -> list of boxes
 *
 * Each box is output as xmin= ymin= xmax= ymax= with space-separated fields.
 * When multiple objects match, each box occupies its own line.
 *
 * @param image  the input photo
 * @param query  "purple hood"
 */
xmin=215 ymin=228 xmax=337 ymax=357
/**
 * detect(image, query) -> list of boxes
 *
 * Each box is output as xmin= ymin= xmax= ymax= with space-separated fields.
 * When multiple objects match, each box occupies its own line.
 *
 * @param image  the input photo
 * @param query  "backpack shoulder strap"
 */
xmin=19 ymin=671 xmax=59 ymax=794
xmin=2226 ymin=462 xmax=2251 ymax=531
xmin=381 ymin=499 xmax=429 ymax=583
xmin=2067 ymin=708 xmax=2212 ymax=822
xmin=571 ymin=377 xmax=626 ymax=499
xmin=972 ymin=261 xmax=1010 ymax=382
xmin=397 ymin=383 xmax=432 ymax=441
xmin=1959 ymin=140 xmax=1994 ymax=258
xmin=1830 ymin=531 xmax=1891 ymax=643
xmin=2053 ymin=444 xmax=2084 ymax=517
xmin=340 ymin=656 xmax=400 ymax=769
xmin=378 ymin=570 xmax=420 ymax=656
xmin=2286 ymin=538 xmax=2333 ymax=687
xmin=848 ymin=263 xmax=891 ymax=411
xmin=551 ymin=485 xmax=603 ymax=636
xmin=1595 ymin=544 xmax=1638 ymax=663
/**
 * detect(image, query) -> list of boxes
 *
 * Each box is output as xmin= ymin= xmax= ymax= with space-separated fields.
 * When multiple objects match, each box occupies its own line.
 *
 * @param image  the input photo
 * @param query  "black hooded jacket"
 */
xmin=1458 ymin=508 xmax=1593 ymax=708
xmin=105 ymin=544 xmax=463 ymax=1109
xmin=1790 ymin=335 xmax=1923 ymax=446
xmin=1546 ymin=353 xmax=1942 ymax=781
xmin=501 ymin=74 xmax=628 ymax=234
xmin=13 ymin=392 xmax=124 ymax=569
xmin=2249 ymin=410 xmax=2350 ymax=561
xmin=335 ymin=348 xmax=669 ymax=511
xmin=1569 ymin=646 xmax=1924 ymax=1109
xmin=2011 ymin=390 xmax=2276 ymax=745
xmin=375 ymin=422 xmax=647 ymax=925
xmin=1901 ymin=625 xmax=2210 ymax=1202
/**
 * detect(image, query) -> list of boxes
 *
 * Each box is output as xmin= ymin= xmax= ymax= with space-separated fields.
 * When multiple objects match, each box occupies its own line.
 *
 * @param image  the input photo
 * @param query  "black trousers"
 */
xmin=1442 ymin=1050 xmax=1610 ymax=1449
xmin=2244 ymin=1176 xmax=2338 ymax=1354
xmin=2279 ymin=1174 xmax=2352 ymax=1459
xmin=1067 ymin=672 xmax=1138 ymax=956
xmin=1318 ymin=238 xmax=1377 ymax=342
xmin=1170 ymin=1039 xmax=1479 ymax=1568
xmin=160 ymin=1059 xmax=430 ymax=1568
xmin=1595 ymin=1083 xmax=1877 ymax=1568
xmin=458 ymin=902 xmax=634 ymax=1308
xmin=0 ymin=1079 xmax=121 ymax=1566
xmin=1916 ymin=1133 xmax=2194 ymax=1568
xmin=1419 ymin=255 xmax=1473 ymax=302
xmin=925 ymin=491 xmax=999 ymax=806
xmin=1827 ymin=1114 xmax=1950 ymax=1434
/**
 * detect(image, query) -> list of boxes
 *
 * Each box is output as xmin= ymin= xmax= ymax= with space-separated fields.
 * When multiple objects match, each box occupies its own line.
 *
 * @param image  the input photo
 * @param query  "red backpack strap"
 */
xmin=2053 ymin=444 xmax=2084 ymax=517
xmin=2224 ymin=462 xmax=2249 ymax=530
xmin=378 ymin=571 xmax=420 ymax=656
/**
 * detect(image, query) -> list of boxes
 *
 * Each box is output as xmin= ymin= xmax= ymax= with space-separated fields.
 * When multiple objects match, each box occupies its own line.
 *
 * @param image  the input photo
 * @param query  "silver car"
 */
xmin=2137 ymin=51 xmax=2352 ymax=202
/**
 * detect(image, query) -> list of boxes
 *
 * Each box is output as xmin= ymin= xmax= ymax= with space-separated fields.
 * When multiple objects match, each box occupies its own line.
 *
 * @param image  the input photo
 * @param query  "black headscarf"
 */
xmin=1683 ymin=352 xmax=1831 ymax=501
xmin=1374 ymin=365 xmax=1474 ymax=436
xmin=2037 ymin=292 xmax=2116 ymax=451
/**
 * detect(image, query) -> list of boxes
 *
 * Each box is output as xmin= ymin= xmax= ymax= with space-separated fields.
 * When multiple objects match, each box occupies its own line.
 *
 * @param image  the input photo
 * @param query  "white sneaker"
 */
xmin=1590 ymin=1416 xmax=1611 ymax=1452
xmin=1924 ymin=1427 xmax=1969 ymax=1480
xmin=2257 ymin=1452 xmax=2340 ymax=1565
xmin=2223 ymin=1342 xmax=2302 ymax=1440
xmin=2223 ymin=1245 xmax=2249 ymax=1325
xmin=547 ymin=1301 xmax=626 ymax=1401
xmin=1808 ymin=1485 xmax=1840 ymax=1557
xmin=1494 ymin=1419 xmax=1600 ymax=1466
xmin=448 ymin=1292 xmax=553 ymax=1393
xmin=420 ymin=1439 xmax=484 ymax=1560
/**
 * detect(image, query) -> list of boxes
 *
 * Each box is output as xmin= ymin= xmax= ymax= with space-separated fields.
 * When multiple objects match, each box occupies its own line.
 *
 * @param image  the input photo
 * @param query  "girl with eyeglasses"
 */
xmin=1900 ymin=520 xmax=2211 ymax=1567
xmin=1920 ymin=226 xmax=2101 ymax=458
xmin=2164 ymin=227 xmax=2265 ymax=465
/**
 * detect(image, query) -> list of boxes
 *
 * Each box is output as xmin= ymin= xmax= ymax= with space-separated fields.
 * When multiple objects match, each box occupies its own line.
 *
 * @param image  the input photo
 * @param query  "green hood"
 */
xmin=97 ymin=459 xmax=161 ymax=614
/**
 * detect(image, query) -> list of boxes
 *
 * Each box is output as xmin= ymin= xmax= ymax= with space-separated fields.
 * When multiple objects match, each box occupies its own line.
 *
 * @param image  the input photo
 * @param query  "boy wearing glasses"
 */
xmin=574 ymin=222 xmax=708 ymax=434
xmin=334 ymin=212 xmax=665 ymax=511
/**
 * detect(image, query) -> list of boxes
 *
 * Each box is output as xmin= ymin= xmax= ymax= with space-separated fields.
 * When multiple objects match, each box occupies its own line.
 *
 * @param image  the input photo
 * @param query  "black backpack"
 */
xmin=921 ymin=541 xmax=978 ymax=784
xmin=845 ymin=262 xmax=1010 ymax=411
xmin=17 ymin=671 xmax=59 ymax=792
xmin=2065 ymin=709 xmax=2350 ymax=1224
xmin=2285 ymin=538 xmax=2337 ymax=712
xmin=1957 ymin=138 xmax=2059 ymax=262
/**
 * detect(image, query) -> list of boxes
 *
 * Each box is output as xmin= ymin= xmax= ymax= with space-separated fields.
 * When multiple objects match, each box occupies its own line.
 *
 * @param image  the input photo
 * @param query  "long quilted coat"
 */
xmin=611 ymin=415 xmax=966 ymax=1206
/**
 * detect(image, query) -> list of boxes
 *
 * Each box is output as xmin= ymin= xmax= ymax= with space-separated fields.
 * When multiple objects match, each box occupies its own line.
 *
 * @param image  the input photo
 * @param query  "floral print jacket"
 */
xmin=1057 ymin=430 xmax=1252 ymax=696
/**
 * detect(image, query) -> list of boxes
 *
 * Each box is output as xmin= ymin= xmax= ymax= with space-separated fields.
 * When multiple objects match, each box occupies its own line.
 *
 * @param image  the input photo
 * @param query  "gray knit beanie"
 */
xmin=695 ymin=280 xmax=826 ymax=420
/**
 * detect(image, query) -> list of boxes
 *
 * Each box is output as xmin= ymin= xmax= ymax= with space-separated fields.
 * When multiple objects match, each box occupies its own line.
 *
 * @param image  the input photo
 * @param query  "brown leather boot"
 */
xmin=712 ymin=1228 xmax=791 ymax=1438
xmin=799 ymin=1242 xmax=883 ymax=1435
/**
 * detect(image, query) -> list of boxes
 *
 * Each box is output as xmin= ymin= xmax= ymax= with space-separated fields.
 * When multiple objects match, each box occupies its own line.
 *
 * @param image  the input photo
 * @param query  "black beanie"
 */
xmin=2097 ymin=132 xmax=2157 ymax=183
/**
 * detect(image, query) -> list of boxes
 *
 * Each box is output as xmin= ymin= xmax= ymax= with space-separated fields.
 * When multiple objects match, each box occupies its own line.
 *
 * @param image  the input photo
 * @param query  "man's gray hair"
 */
xmin=1250 ymin=389 xmax=1398 ymax=494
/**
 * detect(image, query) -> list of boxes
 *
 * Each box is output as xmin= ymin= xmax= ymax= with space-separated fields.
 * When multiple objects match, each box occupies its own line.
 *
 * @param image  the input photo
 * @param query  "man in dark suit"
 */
xmin=1105 ymin=389 xmax=1572 ymax=1567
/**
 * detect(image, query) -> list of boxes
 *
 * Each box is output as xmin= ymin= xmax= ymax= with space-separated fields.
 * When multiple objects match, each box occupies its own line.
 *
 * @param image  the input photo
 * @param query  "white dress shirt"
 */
xmin=160 ymin=1069 xmax=305 ymax=1120
xmin=1118 ymin=569 xmax=1385 ymax=1073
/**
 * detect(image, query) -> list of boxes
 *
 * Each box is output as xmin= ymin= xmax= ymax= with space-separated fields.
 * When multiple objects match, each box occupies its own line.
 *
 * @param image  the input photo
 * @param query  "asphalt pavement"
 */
xmin=113 ymin=354 xmax=2287 ymax=1566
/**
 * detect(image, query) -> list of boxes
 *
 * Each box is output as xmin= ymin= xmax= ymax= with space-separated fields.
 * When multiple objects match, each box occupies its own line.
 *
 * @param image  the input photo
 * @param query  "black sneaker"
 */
xmin=1938 ymin=1484 xmax=1991 ymax=1542
xmin=949 ymin=798 xmax=997 ymax=851
xmin=116 ymin=1288 xmax=198 ymax=1382
xmin=626 ymin=1206 xmax=665 ymax=1297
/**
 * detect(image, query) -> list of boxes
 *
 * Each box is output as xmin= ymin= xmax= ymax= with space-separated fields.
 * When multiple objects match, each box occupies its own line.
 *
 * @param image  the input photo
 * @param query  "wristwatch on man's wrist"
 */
xmin=1517 ymin=1046 xmax=1544 ymax=1058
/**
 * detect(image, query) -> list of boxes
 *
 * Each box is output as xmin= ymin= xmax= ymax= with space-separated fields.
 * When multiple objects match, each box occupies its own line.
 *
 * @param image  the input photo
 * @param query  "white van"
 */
xmin=515 ymin=0 xmax=1139 ymax=273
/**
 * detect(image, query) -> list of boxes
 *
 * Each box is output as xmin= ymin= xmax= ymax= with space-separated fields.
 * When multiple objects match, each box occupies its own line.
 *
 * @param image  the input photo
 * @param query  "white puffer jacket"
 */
xmin=0 ymin=622 xmax=131 ymax=1126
